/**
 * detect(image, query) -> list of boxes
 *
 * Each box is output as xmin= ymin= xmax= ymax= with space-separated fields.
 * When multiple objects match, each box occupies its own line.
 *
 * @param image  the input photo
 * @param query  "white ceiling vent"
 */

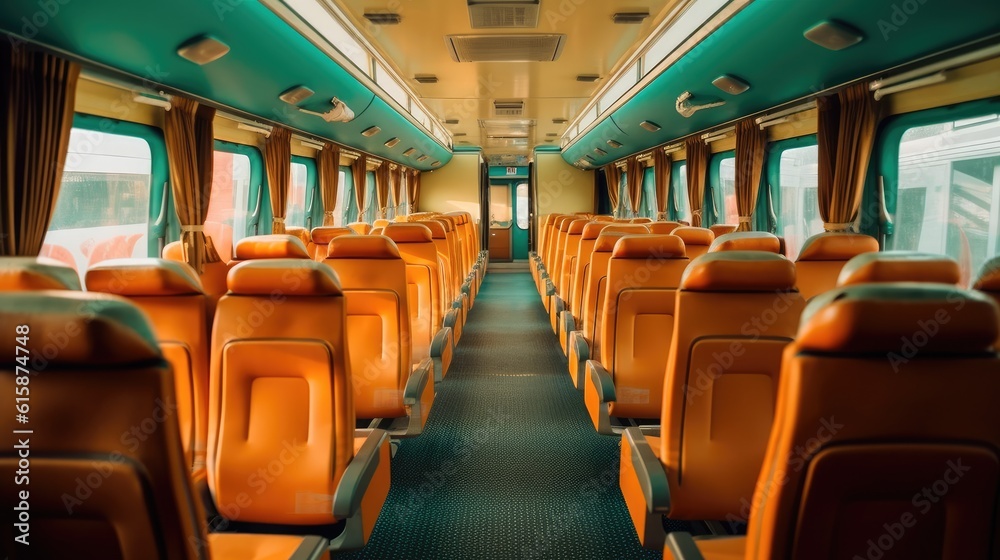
xmin=468 ymin=1 xmax=540 ymax=29
xmin=493 ymin=100 xmax=525 ymax=116
xmin=445 ymin=34 xmax=566 ymax=62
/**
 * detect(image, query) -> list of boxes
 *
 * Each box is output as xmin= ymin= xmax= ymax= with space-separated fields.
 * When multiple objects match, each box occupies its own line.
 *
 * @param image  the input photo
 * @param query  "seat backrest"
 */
xmin=746 ymin=284 xmax=1000 ymax=559
xmin=86 ymin=258 xmax=208 ymax=471
xmin=372 ymin=218 xmax=390 ymax=228
xmin=630 ymin=217 xmax=653 ymax=224
xmin=794 ymin=232 xmax=879 ymax=300
xmin=559 ymin=218 xmax=590 ymax=306
xmin=661 ymin=251 xmax=805 ymax=520
xmin=550 ymin=217 xmax=577 ymax=294
xmin=671 ymin=226 xmax=715 ymax=260
xmin=232 ymin=234 xmax=311 ymax=261
xmin=539 ymin=214 xmax=560 ymax=260
xmin=347 ymin=221 xmax=372 ymax=236
xmin=647 ymin=221 xmax=681 ymax=234
xmin=973 ymin=256 xmax=1000 ymax=347
xmin=437 ymin=216 xmax=464 ymax=295
xmin=600 ymin=235 xmax=689 ymax=418
xmin=445 ymin=211 xmax=473 ymax=275
xmin=162 ymin=239 xmax=231 ymax=306
xmin=838 ymin=251 xmax=960 ymax=286
xmin=709 ymin=231 xmax=782 ymax=253
xmin=0 ymin=256 xmax=81 ymax=290
xmin=384 ymin=223 xmax=443 ymax=365
xmin=416 ymin=220 xmax=456 ymax=312
xmin=323 ymin=236 xmax=412 ymax=419
xmin=545 ymin=216 xmax=571 ymax=274
xmin=370 ymin=227 xmax=385 ymax=236
xmin=440 ymin=214 xmax=468 ymax=278
xmin=209 ymin=259 xmax=353 ymax=525
xmin=309 ymin=226 xmax=355 ymax=260
xmin=285 ymin=226 xmax=311 ymax=248
xmin=0 ymin=291 xmax=212 ymax=558
xmin=709 ymin=224 xmax=738 ymax=237
xmin=571 ymin=222 xmax=610 ymax=321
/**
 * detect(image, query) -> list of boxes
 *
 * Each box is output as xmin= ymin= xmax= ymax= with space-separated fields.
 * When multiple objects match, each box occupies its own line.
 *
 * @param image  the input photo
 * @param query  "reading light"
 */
xmin=613 ymin=11 xmax=649 ymax=24
xmin=804 ymin=20 xmax=864 ymax=51
xmin=712 ymin=75 xmax=751 ymax=95
xmin=364 ymin=12 xmax=402 ymax=24
xmin=403 ymin=148 xmax=417 ymax=157
xmin=177 ymin=35 xmax=230 ymax=65
xmin=384 ymin=137 xmax=401 ymax=148
xmin=607 ymin=139 xmax=623 ymax=148
xmin=279 ymin=85 xmax=315 ymax=105
xmin=577 ymin=74 xmax=600 ymax=82
xmin=432 ymin=161 xmax=441 ymax=166
xmin=594 ymin=148 xmax=607 ymax=156
xmin=417 ymin=155 xmax=429 ymax=162
xmin=639 ymin=120 xmax=661 ymax=132
xmin=362 ymin=126 xmax=381 ymax=137
xmin=552 ymin=118 xmax=568 ymax=124
xmin=414 ymin=74 xmax=439 ymax=84
xmin=444 ymin=119 xmax=460 ymax=125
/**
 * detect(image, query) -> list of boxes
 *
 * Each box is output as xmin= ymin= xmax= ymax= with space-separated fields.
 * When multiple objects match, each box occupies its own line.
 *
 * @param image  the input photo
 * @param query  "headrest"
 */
xmin=710 ymin=224 xmax=738 ymax=236
xmin=0 ymin=257 xmax=81 ymax=290
xmin=285 ymin=226 xmax=311 ymax=247
xmin=326 ymin=235 xmax=402 ymax=260
xmin=543 ymin=214 xmax=560 ymax=225
xmin=567 ymin=219 xmax=589 ymax=235
xmin=612 ymin=235 xmax=686 ymax=259
xmin=370 ymin=227 xmax=384 ymax=236
xmin=384 ymin=223 xmax=433 ymax=244
xmin=372 ymin=219 xmax=391 ymax=228
xmin=416 ymin=220 xmax=448 ymax=239
xmin=86 ymin=258 xmax=204 ymax=296
xmin=672 ymin=227 xmax=715 ymax=246
xmin=681 ymin=251 xmax=797 ymax=292
xmin=630 ymin=217 xmax=653 ymax=224
xmin=310 ymin=226 xmax=354 ymax=244
xmin=972 ymin=257 xmax=1000 ymax=292
xmin=558 ymin=217 xmax=576 ymax=231
xmin=445 ymin=212 xmax=467 ymax=224
xmin=647 ymin=222 xmax=681 ymax=235
xmin=593 ymin=215 xmax=614 ymax=222
xmin=838 ymin=252 xmax=960 ymax=286
xmin=228 ymin=259 xmax=342 ymax=296
xmin=709 ymin=232 xmax=781 ymax=254
xmin=798 ymin=284 xmax=999 ymax=354
xmin=234 ymin=235 xmax=310 ymax=260
xmin=433 ymin=217 xmax=455 ymax=232
xmin=581 ymin=222 xmax=610 ymax=240
xmin=347 ymin=222 xmax=372 ymax=235
xmin=162 ymin=241 xmax=184 ymax=262
xmin=797 ymin=232 xmax=880 ymax=262
xmin=594 ymin=231 xmax=633 ymax=253
xmin=0 ymin=291 xmax=160 ymax=365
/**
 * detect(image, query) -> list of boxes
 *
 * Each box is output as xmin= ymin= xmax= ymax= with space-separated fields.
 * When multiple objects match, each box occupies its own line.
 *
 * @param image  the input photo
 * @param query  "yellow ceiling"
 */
xmin=331 ymin=0 xmax=678 ymax=164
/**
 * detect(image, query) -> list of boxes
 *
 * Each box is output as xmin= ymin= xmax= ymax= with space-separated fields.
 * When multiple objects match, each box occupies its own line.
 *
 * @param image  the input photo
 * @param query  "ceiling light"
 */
xmin=712 ymin=74 xmax=751 ymax=95
xmin=613 ymin=11 xmax=649 ymax=24
xmin=384 ymin=137 xmax=400 ymax=148
xmin=607 ymin=139 xmax=622 ymax=148
xmin=594 ymin=148 xmax=607 ymax=156
xmin=552 ymin=118 xmax=568 ymax=124
xmin=585 ymin=155 xmax=596 ymax=162
xmin=237 ymin=122 xmax=272 ymax=137
xmin=454 ymin=132 xmax=468 ymax=137
xmin=279 ymin=85 xmax=315 ymax=105
xmin=299 ymin=139 xmax=325 ymax=150
xmin=417 ymin=155 xmax=429 ymax=162
xmin=132 ymin=93 xmax=172 ymax=110
xmin=414 ymin=74 xmax=438 ymax=84
xmin=577 ymin=74 xmax=600 ymax=82
xmin=403 ymin=148 xmax=416 ymax=157
xmin=361 ymin=126 xmax=381 ymax=137
xmin=546 ymin=132 xmax=558 ymax=137
xmin=364 ymin=12 xmax=402 ymax=25
xmin=639 ymin=120 xmax=661 ymax=132
xmin=444 ymin=118 xmax=459 ymax=125
xmin=432 ymin=161 xmax=441 ymax=166
xmin=804 ymin=20 xmax=864 ymax=51
xmin=176 ymin=35 xmax=230 ymax=65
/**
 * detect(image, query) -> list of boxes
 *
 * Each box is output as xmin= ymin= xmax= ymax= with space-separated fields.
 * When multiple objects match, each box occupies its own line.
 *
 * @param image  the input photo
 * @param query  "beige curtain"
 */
xmin=625 ymin=156 xmax=643 ymax=216
xmin=352 ymin=155 xmax=368 ymax=220
xmin=264 ymin=127 xmax=291 ymax=234
xmin=407 ymin=168 xmax=421 ymax=212
xmin=319 ymin=142 xmax=341 ymax=226
xmin=604 ymin=164 xmax=622 ymax=214
xmin=164 ymin=98 xmax=221 ymax=273
xmin=734 ymin=117 xmax=766 ymax=231
xmin=685 ymin=137 xmax=708 ymax=227
xmin=819 ymin=82 xmax=881 ymax=231
xmin=653 ymin=149 xmax=671 ymax=221
xmin=375 ymin=162 xmax=391 ymax=219
xmin=0 ymin=45 xmax=80 ymax=256
xmin=391 ymin=165 xmax=404 ymax=215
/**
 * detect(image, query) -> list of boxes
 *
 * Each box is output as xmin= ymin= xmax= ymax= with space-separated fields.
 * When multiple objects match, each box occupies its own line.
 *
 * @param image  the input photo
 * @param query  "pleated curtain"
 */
xmin=684 ymin=137 xmax=709 ymax=227
xmin=319 ymin=142 xmax=341 ymax=226
xmin=264 ymin=126 xmax=291 ymax=234
xmin=625 ymin=156 xmax=643 ymax=217
xmin=352 ymin=155 xmax=368 ymax=219
xmin=603 ymin=164 xmax=622 ymax=216
xmin=375 ymin=162 xmax=391 ymax=219
xmin=734 ymin=117 xmax=766 ymax=231
xmin=653 ymin=149 xmax=671 ymax=221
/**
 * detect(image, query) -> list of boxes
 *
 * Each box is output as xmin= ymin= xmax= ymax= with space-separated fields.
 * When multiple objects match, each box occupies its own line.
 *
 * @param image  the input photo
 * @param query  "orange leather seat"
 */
xmin=671 ymin=227 xmax=715 ymax=260
xmin=547 ymin=216 xmax=578 ymax=333
xmin=532 ymin=214 xmax=560 ymax=289
xmin=584 ymin=235 xmax=689 ymax=433
xmin=552 ymin=218 xmax=590 ymax=335
xmin=542 ymin=216 xmax=573 ymax=312
xmin=567 ymin=225 xmax=651 ymax=388
xmin=709 ymin=224 xmax=738 ymax=237
xmin=0 ymin=291 xmax=331 ymax=559
xmin=561 ymin=221 xmax=611 ymax=354
xmin=648 ymin=221 xmax=681 ymax=234
xmin=384 ymin=223 xmax=455 ymax=382
xmin=232 ymin=234 xmax=311 ymax=261
xmin=417 ymin=219 xmax=465 ymax=344
xmin=0 ymin=256 xmax=80 ymax=290
xmin=631 ymin=217 xmax=653 ymax=224
xmin=437 ymin=216 xmax=470 ymax=322
xmin=208 ymin=259 xmax=391 ymax=547
xmin=794 ymin=232 xmax=879 ymax=300
xmin=285 ymin=226 xmax=311 ymax=248
xmin=347 ymin=221 xmax=372 ymax=235
xmin=620 ymin=251 xmax=805 ymax=548
xmin=709 ymin=231 xmax=782 ymax=254
xmin=162 ymin=238 xmax=231 ymax=303
xmin=324 ymin=236 xmax=433 ymax=436
xmin=85 ymin=258 xmax=209 ymax=472
xmin=370 ymin=227 xmax=384 ymax=235
xmin=309 ymin=226 xmax=355 ymax=260
xmin=973 ymin=256 xmax=1000 ymax=347
xmin=534 ymin=214 xmax=565 ymax=296
xmin=838 ymin=251 xmax=961 ymax=286
xmin=372 ymin=218 xmax=390 ymax=228
xmin=664 ymin=283 xmax=1000 ymax=559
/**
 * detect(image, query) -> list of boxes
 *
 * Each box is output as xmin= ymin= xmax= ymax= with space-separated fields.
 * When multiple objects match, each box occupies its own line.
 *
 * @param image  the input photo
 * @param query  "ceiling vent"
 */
xmin=613 ymin=11 xmax=650 ymax=24
xmin=493 ymin=99 xmax=525 ymax=116
xmin=468 ymin=0 xmax=540 ymax=28
xmin=445 ymin=34 xmax=566 ymax=62
xmin=364 ymin=12 xmax=402 ymax=25
xmin=443 ymin=118 xmax=460 ymax=125
xmin=552 ymin=118 xmax=568 ymax=124
xmin=414 ymin=74 xmax=438 ymax=84
xmin=576 ymin=74 xmax=600 ymax=83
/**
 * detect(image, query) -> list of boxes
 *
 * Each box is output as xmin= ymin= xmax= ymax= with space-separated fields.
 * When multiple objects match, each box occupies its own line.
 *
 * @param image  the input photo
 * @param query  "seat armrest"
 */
xmin=431 ymin=326 xmax=452 ymax=358
xmin=332 ymin=428 xmax=390 ymax=519
xmin=430 ymin=326 xmax=453 ymax=383
xmin=545 ymin=279 xmax=556 ymax=296
xmin=587 ymin=360 xmax=616 ymax=403
xmin=664 ymin=533 xmax=706 ymax=560
xmin=403 ymin=358 xmax=432 ymax=404
xmin=461 ymin=280 xmax=472 ymax=296
xmin=568 ymin=331 xmax=589 ymax=389
xmin=289 ymin=535 xmax=329 ymax=560
xmin=559 ymin=311 xmax=576 ymax=355
xmin=443 ymin=308 xmax=459 ymax=329
xmin=622 ymin=427 xmax=671 ymax=513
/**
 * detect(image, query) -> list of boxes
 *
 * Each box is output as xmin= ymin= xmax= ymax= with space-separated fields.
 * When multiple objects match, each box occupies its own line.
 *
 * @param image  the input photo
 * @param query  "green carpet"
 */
xmin=336 ymin=272 xmax=666 ymax=559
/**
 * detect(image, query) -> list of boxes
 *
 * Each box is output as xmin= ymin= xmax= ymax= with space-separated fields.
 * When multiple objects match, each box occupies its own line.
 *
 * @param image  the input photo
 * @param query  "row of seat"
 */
xmin=0 ymin=211 xmax=488 ymax=557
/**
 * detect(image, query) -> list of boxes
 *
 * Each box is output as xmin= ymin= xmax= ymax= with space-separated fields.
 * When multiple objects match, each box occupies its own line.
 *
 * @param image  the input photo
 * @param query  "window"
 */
xmin=396 ymin=173 xmax=409 ymax=217
xmin=44 ymin=128 xmax=151 ymax=274
xmin=710 ymin=152 xmax=738 ymax=226
xmin=889 ymin=114 xmax=1000 ymax=283
xmin=772 ymin=140 xmax=822 ymax=260
xmin=672 ymin=162 xmax=689 ymax=222
xmin=640 ymin=166 xmax=657 ymax=218
xmin=286 ymin=161 xmax=309 ymax=228
xmin=206 ymin=144 xmax=259 ymax=261
xmin=516 ymin=183 xmax=529 ymax=229
xmin=363 ymin=170 xmax=377 ymax=224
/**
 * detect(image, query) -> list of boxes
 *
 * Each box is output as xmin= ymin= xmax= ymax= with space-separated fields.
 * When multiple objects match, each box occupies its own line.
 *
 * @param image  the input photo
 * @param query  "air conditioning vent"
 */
xmin=414 ymin=74 xmax=438 ymax=84
xmin=552 ymin=118 xmax=568 ymax=124
xmin=443 ymin=118 xmax=460 ymax=125
xmin=468 ymin=1 xmax=539 ymax=28
xmin=613 ymin=11 xmax=649 ymax=24
xmin=576 ymin=74 xmax=600 ymax=83
xmin=493 ymin=100 xmax=525 ymax=117
xmin=364 ymin=12 xmax=402 ymax=25
xmin=445 ymin=34 xmax=565 ymax=62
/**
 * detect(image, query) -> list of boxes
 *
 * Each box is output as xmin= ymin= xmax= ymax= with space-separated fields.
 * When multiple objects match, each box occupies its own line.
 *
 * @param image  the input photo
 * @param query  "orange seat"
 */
xmin=232 ymin=234 xmax=311 ymax=261
xmin=566 ymin=224 xmax=651 ymax=388
xmin=709 ymin=231 xmax=782 ymax=254
xmin=648 ymin=221 xmax=681 ymax=234
xmin=561 ymin=221 xmax=612 ymax=354
xmin=794 ymin=232 xmax=879 ymax=300
xmin=0 ymin=256 xmax=80 ymax=290
xmin=547 ymin=217 xmax=580 ymax=334
xmin=584 ymin=235 xmax=689 ymax=433
xmin=208 ymin=259 xmax=391 ymax=546
xmin=532 ymin=214 xmax=561 ymax=289
xmin=0 ymin=291 xmax=330 ymax=559
xmin=838 ymin=251 xmax=960 ymax=286
xmin=542 ymin=216 xmax=573 ymax=312
xmin=372 ymin=218 xmax=390 ymax=228
xmin=620 ymin=251 xmax=805 ymax=548
xmin=308 ymin=226 xmax=355 ymax=260
xmin=709 ymin=224 xmax=738 ymax=237
xmin=324 ymin=236 xmax=433 ymax=436
xmin=631 ymin=217 xmax=653 ymax=224
xmin=973 ymin=256 xmax=1000 ymax=347
xmin=284 ymin=226 xmax=311 ymax=248
xmin=552 ymin=218 xmax=590 ymax=335
xmin=347 ymin=221 xmax=372 ymax=235
xmin=437 ymin=216 xmax=470 ymax=322
xmin=664 ymin=284 xmax=1000 ymax=559
xmin=384 ymin=223 xmax=455 ymax=382
xmin=85 ymin=258 xmax=209 ymax=473
xmin=534 ymin=214 xmax=565 ymax=296
xmin=162 ymin=238 xmax=232 ymax=305
xmin=417 ymin=219 xmax=465 ymax=344
xmin=671 ymin=227 xmax=715 ymax=260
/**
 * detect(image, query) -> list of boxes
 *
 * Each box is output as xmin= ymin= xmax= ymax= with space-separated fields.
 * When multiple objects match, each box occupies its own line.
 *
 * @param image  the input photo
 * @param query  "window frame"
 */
xmin=766 ymin=135 xmax=819 ymax=234
xmin=706 ymin=149 xmax=736 ymax=227
xmin=640 ymin=165 xmax=657 ymax=218
xmin=289 ymin=155 xmax=319 ymax=230
xmin=670 ymin=160 xmax=688 ymax=222
xmin=212 ymin=140 xmax=270 ymax=241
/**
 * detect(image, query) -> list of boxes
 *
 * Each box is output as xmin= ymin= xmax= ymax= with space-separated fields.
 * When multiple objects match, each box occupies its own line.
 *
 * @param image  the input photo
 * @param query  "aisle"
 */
xmin=337 ymin=272 xmax=663 ymax=559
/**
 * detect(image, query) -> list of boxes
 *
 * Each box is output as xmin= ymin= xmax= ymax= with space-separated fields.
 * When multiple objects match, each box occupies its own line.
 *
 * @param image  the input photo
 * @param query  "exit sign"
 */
xmin=506 ymin=167 xmax=517 ymax=175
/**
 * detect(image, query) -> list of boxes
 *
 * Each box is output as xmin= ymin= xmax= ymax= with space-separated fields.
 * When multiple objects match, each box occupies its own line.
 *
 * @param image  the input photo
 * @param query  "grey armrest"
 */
xmin=587 ymin=360 xmax=616 ymax=403
xmin=545 ymin=279 xmax=556 ymax=297
xmin=332 ymin=428 xmax=389 ymax=519
xmin=569 ymin=331 xmax=589 ymax=390
xmin=623 ymin=427 xmax=671 ymax=513
xmin=288 ymin=535 xmax=329 ymax=560
xmin=461 ymin=281 xmax=472 ymax=296
xmin=560 ymin=311 xmax=576 ymax=341
xmin=430 ymin=326 xmax=453 ymax=383
xmin=664 ymin=533 xmax=706 ymax=560
xmin=443 ymin=308 xmax=459 ymax=329
xmin=403 ymin=358 xmax=433 ymax=404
